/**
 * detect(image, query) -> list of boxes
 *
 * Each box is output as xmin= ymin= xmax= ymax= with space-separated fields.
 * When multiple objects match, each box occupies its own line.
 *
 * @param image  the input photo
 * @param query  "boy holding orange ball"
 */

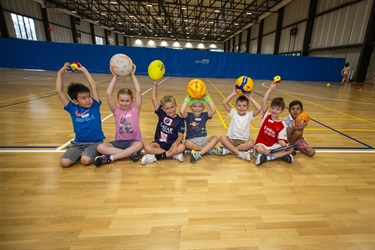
xmin=283 ymin=100 xmax=315 ymax=157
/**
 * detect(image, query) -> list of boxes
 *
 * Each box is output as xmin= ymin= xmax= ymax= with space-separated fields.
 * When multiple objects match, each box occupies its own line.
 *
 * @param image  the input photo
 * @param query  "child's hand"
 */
xmin=58 ymin=62 xmax=70 ymax=74
xmin=168 ymin=144 xmax=178 ymax=155
xmin=243 ymin=92 xmax=252 ymax=99
xmin=270 ymin=81 xmax=277 ymax=89
xmin=131 ymin=64 xmax=137 ymax=75
xmin=75 ymin=64 xmax=86 ymax=73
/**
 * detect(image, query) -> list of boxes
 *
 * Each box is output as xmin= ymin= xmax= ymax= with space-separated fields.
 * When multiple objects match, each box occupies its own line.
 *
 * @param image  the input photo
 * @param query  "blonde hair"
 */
xmin=117 ymin=88 xmax=133 ymax=100
xmin=160 ymin=95 xmax=176 ymax=106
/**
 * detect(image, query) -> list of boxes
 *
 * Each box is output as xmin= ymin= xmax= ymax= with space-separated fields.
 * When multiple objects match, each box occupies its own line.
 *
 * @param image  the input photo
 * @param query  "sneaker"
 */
xmin=280 ymin=154 xmax=293 ymax=163
xmin=141 ymin=154 xmax=158 ymax=165
xmin=173 ymin=153 xmax=184 ymax=162
xmin=256 ymin=154 xmax=267 ymax=166
xmin=238 ymin=151 xmax=251 ymax=161
xmin=291 ymin=150 xmax=297 ymax=155
xmin=94 ymin=155 xmax=112 ymax=167
xmin=221 ymin=147 xmax=232 ymax=155
xmin=130 ymin=150 xmax=142 ymax=162
xmin=190 ymin=150 xmax=202 ymax=163
xmin=208 ymin=146 xmax=222 ymax=155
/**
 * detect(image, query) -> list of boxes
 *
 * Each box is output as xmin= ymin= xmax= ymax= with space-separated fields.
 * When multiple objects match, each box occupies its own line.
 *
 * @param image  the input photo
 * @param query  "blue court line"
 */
xmin=0 ymin=81 xmax=110 ymax=108
xmin=0 ymin=146 xmax=58 ymax=148
xmin=310 ymin=118 xmax=374 ymax=149
xmin=0 ymin=94 xmax=57 ymax=108
xmin=252 ymin=90 xmax=374 ymax=150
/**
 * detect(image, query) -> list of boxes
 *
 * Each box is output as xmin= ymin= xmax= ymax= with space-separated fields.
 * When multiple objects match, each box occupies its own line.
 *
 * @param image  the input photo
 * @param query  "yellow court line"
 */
xmin=278 ymin=89 xmax=375 ymax=126
xmin=205 ymin=78 xmax=255 ymax=129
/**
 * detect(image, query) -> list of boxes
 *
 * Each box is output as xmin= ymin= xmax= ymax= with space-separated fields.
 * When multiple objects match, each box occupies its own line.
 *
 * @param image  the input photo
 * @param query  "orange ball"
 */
xmin=295 ymin=112 xmax=309 ymax=127
xmin=186 ymin=79 xmax=206 ymax=99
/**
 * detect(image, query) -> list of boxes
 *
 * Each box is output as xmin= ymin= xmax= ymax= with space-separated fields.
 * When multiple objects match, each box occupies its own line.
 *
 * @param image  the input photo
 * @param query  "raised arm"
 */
xmin=151 ymin=80 xmax=160 ymax=110
xmin=244 ymin=92 xmax=261 ymax=117
xmin=77 ymin=65 xmax=100 ymax=102
xmin=223 ymin=88 xmax=237 ymax=113
xmin=56 ymin=62 xmax=70 ymax=106
xmin=106 ymin=73 xmax=118 ymax=113
xmin=205 ymin=95 xmax=216 ymax=118
xmin=131 ymin=64 xmax=142 ymax=111
xmin=262 ymin=81 xmax=277 ymax=115
xmin=179 ymin=96 xmax=190 ymax=118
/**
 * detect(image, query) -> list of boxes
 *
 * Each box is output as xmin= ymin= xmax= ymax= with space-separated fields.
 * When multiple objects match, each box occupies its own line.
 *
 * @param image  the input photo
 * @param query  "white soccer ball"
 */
xmin=109 ymin=54 xmax=133 ymax=76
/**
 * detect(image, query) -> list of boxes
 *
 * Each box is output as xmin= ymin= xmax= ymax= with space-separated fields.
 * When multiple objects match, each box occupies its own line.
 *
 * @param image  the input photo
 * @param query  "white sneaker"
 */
xmin=238 ymin=151 xmax=251 ymax=161
xmin=221 ymin=147 xmax=232 ymax=155
xmin=141 ymin=154 xmax=158 ymax=165
xmin=173 ymin=153 xmax=184 ymax=162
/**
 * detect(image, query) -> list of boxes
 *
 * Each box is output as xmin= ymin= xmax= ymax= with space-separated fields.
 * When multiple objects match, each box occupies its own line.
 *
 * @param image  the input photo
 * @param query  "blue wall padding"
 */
xmin=0 ymin=38 xmax=344 ymax=82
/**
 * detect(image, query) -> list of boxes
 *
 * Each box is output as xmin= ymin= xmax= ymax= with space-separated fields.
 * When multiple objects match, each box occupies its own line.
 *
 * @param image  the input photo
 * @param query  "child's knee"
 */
xmin=60 ymin=158 xmax=73 ymax=168
xmin=80 ymin=156 xmax=93 ymax=166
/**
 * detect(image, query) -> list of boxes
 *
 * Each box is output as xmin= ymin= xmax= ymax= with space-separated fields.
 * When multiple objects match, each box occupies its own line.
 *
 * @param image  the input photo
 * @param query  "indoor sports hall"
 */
xmin=1 ymin=0 xmax=375 ymax=249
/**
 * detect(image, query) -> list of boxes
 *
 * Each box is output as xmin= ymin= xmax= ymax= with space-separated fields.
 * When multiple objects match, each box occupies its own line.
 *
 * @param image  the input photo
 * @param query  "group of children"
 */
xmin=56 ymin=62 xmax=315 ymax=168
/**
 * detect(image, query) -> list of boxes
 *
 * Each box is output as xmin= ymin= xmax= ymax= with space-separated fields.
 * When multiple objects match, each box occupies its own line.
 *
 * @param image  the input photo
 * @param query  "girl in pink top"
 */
xmin=95 ymin=65 xmax=143 ymax=166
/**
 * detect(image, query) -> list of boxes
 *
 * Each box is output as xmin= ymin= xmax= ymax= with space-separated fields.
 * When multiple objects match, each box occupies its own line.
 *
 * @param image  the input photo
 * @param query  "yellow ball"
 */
xmin=235 ymin=76 xmax=254 ymax=95
xmin=273 ymin=75 xmax=282 ymax=83
xmin=187 ymin=79 xmax=207 ymax=99
xmin=327 ymin=83 xmax=330 ymax=87
xmin=148 ymin=60 xmax=165 ymax=81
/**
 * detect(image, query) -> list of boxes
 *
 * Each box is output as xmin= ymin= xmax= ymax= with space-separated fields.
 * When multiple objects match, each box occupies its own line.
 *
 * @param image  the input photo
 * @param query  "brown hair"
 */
xmin=117 ymin=88 xmax=133 ymax=100
xmin=271 ymin=97 xmax=285 ymax=110
xmin=160 ymin=95 xmax=176 ymax=106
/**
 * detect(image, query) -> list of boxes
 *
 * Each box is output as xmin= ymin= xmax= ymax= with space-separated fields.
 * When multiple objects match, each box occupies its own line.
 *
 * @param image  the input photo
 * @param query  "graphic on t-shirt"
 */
xmin=119 ymin=117 xmax=133 ymax=133
xmin=75 ymin=109 xmax=89 ymax=118
xmin=163 ymin=117 xmax=173 ymax=126
xmin=189 ymin=121 xmax=207 ymax=136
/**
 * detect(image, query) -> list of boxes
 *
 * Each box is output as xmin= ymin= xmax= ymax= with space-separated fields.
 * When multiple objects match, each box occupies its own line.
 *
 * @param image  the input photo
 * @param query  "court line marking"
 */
xmin=0 ymin=79 xmax=110 ymax=108
xmin=270 ymin=83 xmax=375 ymax=105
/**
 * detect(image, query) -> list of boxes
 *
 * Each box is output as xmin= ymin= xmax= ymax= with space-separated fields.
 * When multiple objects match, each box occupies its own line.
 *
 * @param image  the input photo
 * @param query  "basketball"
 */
xmin=109 ymin=54 xmax=133 ymax=77
xmin=148 ymin=60 xmax=165 ymax=81
xmin=273 ymin=75 xmax=282 ymax=83
xmin=235 ymin=76 xmax=254 ymax=95
xmin=295 ymin=112 xmax=309 ymax=127
xmin=186 ymin=79 xmax=207 ymax=99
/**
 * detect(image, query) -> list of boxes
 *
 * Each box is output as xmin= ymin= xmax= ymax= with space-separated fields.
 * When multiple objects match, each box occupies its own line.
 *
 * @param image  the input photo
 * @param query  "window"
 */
xmin=11 ymin=13 xmax=37 ymax=40
xmin=95 ymin=36 xmax=104 ymax=45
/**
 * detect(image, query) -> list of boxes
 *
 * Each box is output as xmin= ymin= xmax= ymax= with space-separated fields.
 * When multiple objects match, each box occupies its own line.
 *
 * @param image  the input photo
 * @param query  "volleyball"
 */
xmin=186 ymin=79 xmax=207 ymax=99
xmin=235 ymin=76 xmax=254 ymax=95
xmin=295 ymin=112 xmax=309 ymax=127
xmin=148 ymin=60 xmax=165 ymax=81
xmin=69 ymin=62 xmax=81 ymax=72
xmin=109 ymin=54 xmax=133 ymax=77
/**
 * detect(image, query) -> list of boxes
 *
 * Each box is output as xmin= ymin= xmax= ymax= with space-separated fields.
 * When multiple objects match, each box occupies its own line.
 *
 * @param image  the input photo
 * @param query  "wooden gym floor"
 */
xmin=0 ymin=68 xmax=374 ymax=249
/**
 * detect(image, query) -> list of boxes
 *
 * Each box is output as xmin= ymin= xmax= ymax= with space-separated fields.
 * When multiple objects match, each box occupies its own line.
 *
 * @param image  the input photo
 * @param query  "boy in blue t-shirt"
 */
xmin=141 ymin=80 xmax=186 ymax=165
xmin=179 ymin=95 xmax=222 ymax=163
xmin=56 ymin=62 xmax=105 ymax=167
